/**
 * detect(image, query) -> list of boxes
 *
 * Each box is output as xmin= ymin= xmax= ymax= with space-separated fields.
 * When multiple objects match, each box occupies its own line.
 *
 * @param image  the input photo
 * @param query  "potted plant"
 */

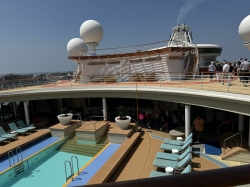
xmin=115 ymin=106 xmax=131 ymax=130
xmin=57 ymin=108 xmax=73 ymax=125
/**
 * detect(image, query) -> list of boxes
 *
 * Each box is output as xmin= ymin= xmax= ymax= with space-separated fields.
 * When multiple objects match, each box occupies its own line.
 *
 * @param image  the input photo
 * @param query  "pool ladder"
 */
xmin=8 ymin=147 xmax=24 ymax=176
xmin=64 ymin=156 xmax=80 ymax=181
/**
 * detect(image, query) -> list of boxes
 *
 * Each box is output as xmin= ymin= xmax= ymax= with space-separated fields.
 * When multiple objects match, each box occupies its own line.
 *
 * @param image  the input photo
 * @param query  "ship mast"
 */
xmin=168 ymin=23 xmax=193 ymax=47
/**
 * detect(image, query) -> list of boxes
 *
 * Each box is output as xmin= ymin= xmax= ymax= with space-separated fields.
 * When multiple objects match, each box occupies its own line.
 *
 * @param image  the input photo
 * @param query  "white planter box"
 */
xmin=115 ymin=116 xmax=131 ymax=130
xmin=57 ymin=113 xmax=73 ymax=125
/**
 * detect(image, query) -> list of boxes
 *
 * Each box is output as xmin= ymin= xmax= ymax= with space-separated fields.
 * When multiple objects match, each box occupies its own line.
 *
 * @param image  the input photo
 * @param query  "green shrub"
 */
xmin=62 ymin=108 xmax=69 ymax=117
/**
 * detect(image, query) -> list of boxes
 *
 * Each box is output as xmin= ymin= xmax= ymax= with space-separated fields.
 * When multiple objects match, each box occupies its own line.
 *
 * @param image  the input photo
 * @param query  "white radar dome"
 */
xmin=80 ymin=20 xmax=103 ymax=43
xmin=67 ymin=38 xmax=88 ymax=56
xmin=239 ymin=15 xmax=250 ymax=50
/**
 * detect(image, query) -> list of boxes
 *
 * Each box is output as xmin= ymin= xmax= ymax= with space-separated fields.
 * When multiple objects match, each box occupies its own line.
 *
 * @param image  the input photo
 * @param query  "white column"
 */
xmin=102 ymin=98 xmax=107 ymax=121
xmin=23 ymin=101 xmax=30 ymax=125
xmin=11 ymin=102 xmax=17 ymax=117
xmin=248 ymin=117 xmax=250 ymax=147
xmin=185 ymin=104 xmax=191 ymax=138
xmin=238 ymin=114 xmax=244 ymax=132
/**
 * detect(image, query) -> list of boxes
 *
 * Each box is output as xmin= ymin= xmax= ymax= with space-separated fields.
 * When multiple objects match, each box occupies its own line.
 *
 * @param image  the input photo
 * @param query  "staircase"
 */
xmin=15 ymin=163 xmax=24 ymax=176
xmin=218 ymin=131 xmax=250 ymax=163
xmin=74 ymin=70 xmax=82 ymax=83
xmin=57 ymin=133 xmax=109 ymax=157
xmin=186 ymin=54 xmax=197 ymax=77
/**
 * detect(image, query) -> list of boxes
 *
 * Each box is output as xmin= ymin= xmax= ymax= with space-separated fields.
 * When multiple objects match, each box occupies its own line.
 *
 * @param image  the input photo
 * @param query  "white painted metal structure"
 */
xmin=185 ymin=104 xmax=191 ymax=138
xmin=68 ymin=22 xmax=222 ymax=83
xmin=23 ymin=101 xmax=30 ymax=125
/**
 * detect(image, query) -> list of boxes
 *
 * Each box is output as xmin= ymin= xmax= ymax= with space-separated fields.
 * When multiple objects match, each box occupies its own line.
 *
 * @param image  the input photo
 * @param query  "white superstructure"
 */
xmin=67 ymin=21 xmax=222 ymax=82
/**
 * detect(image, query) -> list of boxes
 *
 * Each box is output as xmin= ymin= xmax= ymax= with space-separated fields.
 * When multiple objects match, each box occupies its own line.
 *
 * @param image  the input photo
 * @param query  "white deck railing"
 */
xmin=0 ymin=71 xmax=250 ymax=96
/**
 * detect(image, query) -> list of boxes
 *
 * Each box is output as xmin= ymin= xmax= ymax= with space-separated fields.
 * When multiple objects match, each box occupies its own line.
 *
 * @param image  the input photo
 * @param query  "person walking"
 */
xmin=160 ymin=108 xmax=171 ymax=132
xmin=240 ymin=58 xmax=250 ymax=87
xmin=214 ymin=61 xmax=222 ymax=82
xmin=222 ymin=61 xmax=231 ymax=86
xmin=192 ymin=115 xmax=205 ymax=143
xmin=208 ymin=62 xmax=216 ymax=81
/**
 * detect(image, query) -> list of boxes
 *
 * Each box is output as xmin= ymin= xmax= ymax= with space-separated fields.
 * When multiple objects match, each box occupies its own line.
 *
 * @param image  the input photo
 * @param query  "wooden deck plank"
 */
xmin=0 ymin=129 xmax=50 ymax=157
xmin=108 ymin=129 xmax=222 ymax=182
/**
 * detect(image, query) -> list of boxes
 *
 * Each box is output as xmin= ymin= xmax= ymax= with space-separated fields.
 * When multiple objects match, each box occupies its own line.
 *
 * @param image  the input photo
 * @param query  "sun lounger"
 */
xmin=0 ymin=126 xmax=17 ymax=142
xmin=153 ymin=153 xmax=192 ymax=170
xmin=156 ymin=147 xmax=192 ymax=161
xmin=149 ymin=164 xmax=192 ymax=178
xmin=8 ymin=122 xmax=29 ymax=136
xmin=160 ymin=138 xmax=192 ymax=153
xmin=16 ymin=120 xmax=36 ymax=132
xmin=0 ymin=136 xmax=8 ymax=144
xmin=164 ymin=133 xmax=193 ymax=145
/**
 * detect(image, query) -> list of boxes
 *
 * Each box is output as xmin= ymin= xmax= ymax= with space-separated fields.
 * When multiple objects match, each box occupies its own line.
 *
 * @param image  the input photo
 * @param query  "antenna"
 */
xmin=80 ymin=20 xmax=104 ymax=55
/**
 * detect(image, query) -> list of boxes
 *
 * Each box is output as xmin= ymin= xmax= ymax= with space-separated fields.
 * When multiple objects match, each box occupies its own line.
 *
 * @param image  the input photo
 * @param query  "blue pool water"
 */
xmin=0 ymin=136 xmax=60 ymax=173
xmin=3 ymin=151 xmax=92 ymax=187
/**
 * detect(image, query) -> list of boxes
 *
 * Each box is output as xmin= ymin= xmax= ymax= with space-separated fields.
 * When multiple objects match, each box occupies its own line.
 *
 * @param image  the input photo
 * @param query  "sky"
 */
xmin=0 ymin=0 xmax=250 ymax=75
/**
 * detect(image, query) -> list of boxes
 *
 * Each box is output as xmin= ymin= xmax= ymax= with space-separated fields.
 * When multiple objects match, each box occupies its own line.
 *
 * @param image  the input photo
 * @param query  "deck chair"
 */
xmin=16 ymin=120 xmax=36 ymax=132
xmin=153 ymin=153 xmax=192 ymax=170
xmin=160 ymin=138 xmax=192 ymax=153
xmin=0 ymin=126 xmax=17 ymax=142
xmin=149 ymin=164 xmax=191 ymax=178
xmin=156 ymin=147 xmax=192 ymax=161
xmin=164 ymin=133 xmax=193 ymax=146
xmin=0 ymin=137 xmax=8 ymax=144
xmin=8 ymin=122 xmax=29 ymax=136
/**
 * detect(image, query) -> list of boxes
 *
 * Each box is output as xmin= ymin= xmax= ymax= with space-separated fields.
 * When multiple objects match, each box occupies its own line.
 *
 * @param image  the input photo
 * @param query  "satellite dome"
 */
xmin=67 ymin=38 xmax=88 ymax=56
xmin=238 ymin=15 xmax=250 ymax=50
xmin=80 ymin=20 xmax=103 ymax=43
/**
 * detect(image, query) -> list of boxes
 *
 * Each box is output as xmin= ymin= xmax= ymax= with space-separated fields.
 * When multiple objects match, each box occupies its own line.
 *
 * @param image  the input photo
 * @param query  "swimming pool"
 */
xmin=1 ymin=150 xmax=92 ymax=187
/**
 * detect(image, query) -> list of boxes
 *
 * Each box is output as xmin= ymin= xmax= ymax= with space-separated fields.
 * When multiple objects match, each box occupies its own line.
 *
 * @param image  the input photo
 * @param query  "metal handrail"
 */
xmin=16 ymin=147 xmax=23 ymax=163
xmin=223 ymin=132 xmax=242 ymax=155
xmin=1 ymin=72 xmax=250 ymax=96
xmin=64 ymin=160 xmax=73 ymax=182
xmin=72 ymin=114 xmax=82 ymax=127
xmin=71 ymin=156 xmax=79 ymax=175
xmin=81 ymin=115 xmax=104 ymax=130
xmin=8 ymin=150 xmax=15 ymax=167
xmin=218 ymin=119 xmax=233 ymax=135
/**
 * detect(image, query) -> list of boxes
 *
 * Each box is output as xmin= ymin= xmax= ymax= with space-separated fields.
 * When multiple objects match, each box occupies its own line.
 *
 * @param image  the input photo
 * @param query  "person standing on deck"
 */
xmin=240 ymin=58 xmax=250 ymax=86
xmin=208 ymin=62 xmax=216 ymax=81
xmin=192 ymin=115 xmax=205 ymax=143
xmin=214 ymin=62 xmax=222 ymax=82
xmin=222 ymin=61 xmax=231 ymax=86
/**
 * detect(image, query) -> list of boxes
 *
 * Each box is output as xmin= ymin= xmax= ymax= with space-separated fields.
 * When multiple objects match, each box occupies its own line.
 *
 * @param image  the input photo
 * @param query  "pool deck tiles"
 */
xmin=66 ymin=143 xmax=120 ymax=187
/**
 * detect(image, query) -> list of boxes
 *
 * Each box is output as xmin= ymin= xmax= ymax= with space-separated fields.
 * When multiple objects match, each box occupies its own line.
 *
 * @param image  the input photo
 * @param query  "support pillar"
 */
xmin=248 ymin=117 xmax=250 ymax=147
xmin=11 ymin=102 xmax=17 ymax=117
xmin=238 ymin=114 xmax=244 ymax=132
xmin=102 ymin=98 xmax=107 ymax=121
xmin=185 ymin=104 xmax=191 ymax=138
xmin=23 ymin=101 xmax=30 ymax=125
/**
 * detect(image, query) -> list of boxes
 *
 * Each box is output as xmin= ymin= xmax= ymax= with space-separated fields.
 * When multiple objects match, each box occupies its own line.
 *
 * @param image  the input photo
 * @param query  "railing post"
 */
xmin=227 ymin=74 xmax=229 ymax=93
xmin=201 ymin=73 xmax=203 ymax=90
xmin=37 ymin=79 xmax=40 ymax=89
xmin=179 ymin=73 xmax=181 ymax=88
xmin=20 ymin=80 xmax=22 ymax=91
xmin=223 ymin=141 xmax=225 ymax=155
